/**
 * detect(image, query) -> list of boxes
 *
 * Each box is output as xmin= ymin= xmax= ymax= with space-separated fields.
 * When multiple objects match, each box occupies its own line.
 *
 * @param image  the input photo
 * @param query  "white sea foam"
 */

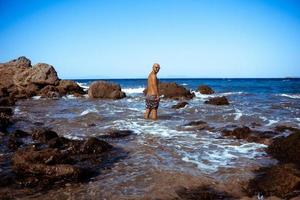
xmin=80 ymin=108 xmax=98 ymax=116
xmin=63 ymin=94 xmax=77 ymax=99
xmin=32 ymin=96 xmax=41 ymax=100
xmin=76 ymin=82 xmax=89 ymax=91
xmin=278 ymin=94 xmax=300 ymax=99
xmin=266 ymin=119 xmax=278 ymax=126
xmin=234 ymin=108 xmax=243 ymax=120
xmin=296 ymin=118 xmax=300 ymax=122
xmin=181 ymin=83 xmax=188 ymax=86
xmin=122 ymin=87 xmax=145 ymax=94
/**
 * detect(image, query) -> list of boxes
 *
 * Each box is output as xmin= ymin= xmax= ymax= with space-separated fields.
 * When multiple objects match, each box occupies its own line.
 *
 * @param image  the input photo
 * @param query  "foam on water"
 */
xmin=122 ymin=87 xmax=145 ymax=94
xmin=63 ymin=94 xmax=77 ymax=99
xmin=76 ymin=82 xmax=89 ymax=91
xmin=32 ymin=96 xmax=41 ymax=100
xmin=80 ymin=107 xmax=98 ymax=116
xmin=234 ymin=108 xmax=243 ymax=120
xmin=266 ymin=119 xmax=278 ymax=126
xmin=278 ymin=94 xmax=300 ymax=99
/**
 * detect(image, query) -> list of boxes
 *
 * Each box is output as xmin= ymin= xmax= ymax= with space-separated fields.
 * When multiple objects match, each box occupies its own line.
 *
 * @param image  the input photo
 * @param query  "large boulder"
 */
xmin=88 ymin=81 xmax=126 ymax=99
xmin=172 ymin=101 xmax=188 ymax=109
xmin=144 ymin=82 xmax=194 ymax=100
xmin=204 ymin=96 xmax=229 ymax=105
xmin=38 ymin=85 xmax=60 ymax=98
xmin=57 ymin=80 xmax=85 ymax=96
xmin=198 ymin=85 xmax=215 ymax=94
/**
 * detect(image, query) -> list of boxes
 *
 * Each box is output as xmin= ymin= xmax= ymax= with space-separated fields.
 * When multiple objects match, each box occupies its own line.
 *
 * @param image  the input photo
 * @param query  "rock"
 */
xmin=0 ymin=86 xmax=9 ymax=98
xmin=88 ymin=81 xmax=126 ymax=99
xmin=11 ymin=129 xmax=30 ymax=138
xmin=12 ymin=146 xmax=82 ymax=180
xmin=80 ymin=137 xmax=112 ymax=154
xmin=176 ymin=185 xmax=235 ymax=200
xmin=221 ymin=126 xmax=276 ymax=144
xmin=0 ymin=107 xmax=13 ymax=116
xmin=38 ymin=85 xmax=60 ymax=98
xmin=246 ymin=164 xmax=300 ymax=198
xmin=0 ymin=97 xmax=15 ymax=106
xmin=5 ymin=56 xmax=31 ymax=68
xmin=8 ymin=136 xmax=24 ymax=150
xmin=99 ymin=130 xmax=133 ymax=139
xmin=267 ymin=128 xmax=300 ymax=166
xmin=0 ymin=112 xmax=10 ymax=132
xmin=198 ymin=85 xmax=215 ymax=94
xmin=274 ymin=125 xmax=299 ymax=133
xmin=204 ymin=96 xmax=229 ymax=105
xmin=183 ymin=121 xmax=211 ymax=131
xmin=57 ymin=80 xmax=85 ymax=96
xmin=32 ymin=128 xmax=59 ymax=143
xmin=144 ymin=82 xmax=195 ymax=100
xmin=172 ymin=101 xmax=188 ymax=109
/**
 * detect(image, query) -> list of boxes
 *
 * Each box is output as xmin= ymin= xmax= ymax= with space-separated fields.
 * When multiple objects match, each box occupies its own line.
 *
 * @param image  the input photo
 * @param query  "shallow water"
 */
xmin=9 ymin=78 xmax=300 ymax=199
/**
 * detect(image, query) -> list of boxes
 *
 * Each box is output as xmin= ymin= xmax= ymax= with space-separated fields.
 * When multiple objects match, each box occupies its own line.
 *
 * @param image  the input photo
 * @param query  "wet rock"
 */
xmin=274 ymin=125 xmax=299 ymax=133
xmin=11 ymin=129 xmax=30 ymax=138
xmin=57 ymin=80 xmax=85 ymax=96
xmin=246 ymin=164 xmax=300 ymax=198
xmin=144 ymin=82 xmax=195 ymax=100
xmin=221 ymin=126 xmax=276 ymax=144
xmin=0 ymin=107 xmax=13 ymax=116
xmin=175 ymin=185 xmax=236 ymax=200
xmin=32 ymin=128 xmax=59 ymax=143
xmin=88 ymin=81 xmax=126 ymax=99
xmin=0 ymin=112 xmax=10 ymax=132
xmin=80 ymin=137 xmax=112 ymax=154
xmin=198 ymin=85 xmax=215 ymax=94
xmin=267 ymin=128 xmax=300 ymax=166
xmin=8 ymin=136 xmax=24 ymax=150
xmin=172 ymin=101 xmax=188 ymax=109
xmin=38 ymin=85 xmax=60 ymax=98
xmin=204 ymin=96 xmax=229 ymax=105
xmin=0 ymin=97 xmax=15 ymax=106
xmin=100 ymin=130 xmax=134 ymax=139
xmin=183 ymin=121 xmax=210 ymax=131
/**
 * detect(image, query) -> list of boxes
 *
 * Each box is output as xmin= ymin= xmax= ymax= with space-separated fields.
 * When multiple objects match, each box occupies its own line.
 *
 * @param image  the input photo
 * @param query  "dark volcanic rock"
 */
xmin=88 ymin=81 xmax=126 ymax=99
xmin=204 ymin=96 xmax=229 ymax=105
xmin=246 ymin=164 xmax=300 ymax=198
xmin=0 ymin=112 xmax=10 ymax=132
xmin=57 ymin=80 xmax=85 ymax=96
xmin=0 ymin=107 xmax=13 ymax=116
xmin=172 ymin=101 xmax=188 ymax=109
xmin=0 ymin=97 xmax=15 ymax=107
xmin=100 ymin=130 xmax=134 ymax=139
xmin=176 ymin=185 xmax=235 ymax=200
xmin=198 ymin=85 xmax=215 ymax=94
xmin=32 ymin=128 xmax=59 ymax=143
xmin=267 ymin=128 xmax=300 ymax=166
xmin=144 ymin=82 xmax=195 ymax=100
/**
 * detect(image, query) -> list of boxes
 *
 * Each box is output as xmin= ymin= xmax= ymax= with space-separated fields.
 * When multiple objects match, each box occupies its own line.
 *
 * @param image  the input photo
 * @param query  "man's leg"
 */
xmin=149 ymin=109 xmax=157 ymax=120
xmin=144 ymin=109 xmax=151 ymax=119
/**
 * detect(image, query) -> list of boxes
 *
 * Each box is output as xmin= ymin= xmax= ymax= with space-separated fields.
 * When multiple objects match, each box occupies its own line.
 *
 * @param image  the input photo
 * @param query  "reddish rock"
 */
xmin=144 ymin=82 xmax=194 ymax=100
xmin=246 ymin=164 xmax=300 ymax=198
xmin=267 ymin=128 xmax=300 ymax=166
xmin=88 ymin=81 xmax=126 ymax=99
xmin=0 ymin=97 xmax=15 ymax=106
xmin=57 ymin=80 xmax=85 ymax=96
xmin=99 ymin=130 xmax=133 ymax=139
xmin=80 ymin=137 xmax=112 ymax=154
xmin=198 ymin=85 xmax=215 ymax=94
xmin=32 ymin=128 xmax=59 ymax=143
xmin=0 ymin=112 xmax=10 ymax=132
xmin=172 ymin=101 xmax=188 ymax=109
xmin=205 ymin=96 xmax=229 ymax=105
xmin=39 ymin=85 xmax=60 ymax=98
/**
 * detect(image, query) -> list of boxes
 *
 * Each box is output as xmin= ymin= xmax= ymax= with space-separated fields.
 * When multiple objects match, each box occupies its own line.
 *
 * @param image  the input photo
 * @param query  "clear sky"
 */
xmin=0 ymin=0 xmax=300 ymax=78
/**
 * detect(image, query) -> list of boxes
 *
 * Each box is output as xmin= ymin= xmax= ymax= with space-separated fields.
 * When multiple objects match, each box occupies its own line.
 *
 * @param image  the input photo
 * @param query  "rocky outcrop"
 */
xmin=246 ymin=164 xmax=300 ymax=198
xmin=144 ymin=82 xmax=194 ymax=100
xmin=0 ymin=57 xmax=85 ymax=99
xmin=172 ymin=101 xmax=188 ymax=109
xmin=198 ymin=85 xmax=215 ymax=94
xmin=267 ymin=127 xmax=300 ymax=167
xmin=88 ymin=81 xmax=126 ymax=99
xmin=204 ymin=96 xmax=229 ymax=105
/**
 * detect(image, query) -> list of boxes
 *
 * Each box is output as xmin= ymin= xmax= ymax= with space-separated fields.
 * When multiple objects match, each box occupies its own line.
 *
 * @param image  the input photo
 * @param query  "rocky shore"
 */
xmin=0 ymin=57 xmax=299 ymax=199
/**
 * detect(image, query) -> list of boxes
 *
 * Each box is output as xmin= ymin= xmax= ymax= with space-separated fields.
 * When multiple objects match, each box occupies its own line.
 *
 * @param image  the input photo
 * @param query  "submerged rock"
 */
xmin=246 ymin=164 xmax=300 ymax=199
xmin=144 ymin=82 xmax=195 ymax=100
xmin=99 ymin=130 xmax=134 ymax=139
xmin=38 ymin=85 xmax=61 ymax=98
xmin=198 ymin=85 xmax=215 ymax=94
xmin=176 ymin=185 xmax=236 ymax=200
xmin=32 ymin=128 xmax=59 ymax=143
xmin=204 ymin=96 xmax=229 ymax=105
xmin=88 ymin=81 xmax=126 ymax=99
xmin=80 ymin=137 xmax=112 ymax=154
xmin=172 ymin=101 xmax=188 ymax=109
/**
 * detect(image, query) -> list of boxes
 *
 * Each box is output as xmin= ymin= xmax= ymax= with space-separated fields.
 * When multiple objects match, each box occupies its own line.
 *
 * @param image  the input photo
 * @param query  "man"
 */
xmin=144 ymin=63 xmax=160 ymax=120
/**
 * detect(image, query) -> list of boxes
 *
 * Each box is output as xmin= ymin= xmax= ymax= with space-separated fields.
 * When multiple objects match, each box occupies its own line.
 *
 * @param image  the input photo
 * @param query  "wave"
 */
xmin=193 ymin=91 xmax=245 ymax=99
xmin=76 ymin=82 xmax=89 ymax=91
xmin=234 ymin=108 xmax=243 ymax=120
xmin=122 ymin=87 xmax=145 ymax=94
xmin=32 ymin=96 xmax=41 ymax=100
xmin=278 ymin=94 xmax=300 ymax=99
xmin=80 ymin=108 xmax=98 ymax=116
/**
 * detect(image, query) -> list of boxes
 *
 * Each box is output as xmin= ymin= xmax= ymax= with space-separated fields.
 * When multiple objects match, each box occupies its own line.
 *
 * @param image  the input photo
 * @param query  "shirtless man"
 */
xmin=144 ymin=63 xmax=160 ymax=120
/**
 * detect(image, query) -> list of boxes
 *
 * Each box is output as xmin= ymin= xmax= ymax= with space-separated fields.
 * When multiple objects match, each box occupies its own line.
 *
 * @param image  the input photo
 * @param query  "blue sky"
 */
xmin=0 ymin=0 xmax=300 ymax=78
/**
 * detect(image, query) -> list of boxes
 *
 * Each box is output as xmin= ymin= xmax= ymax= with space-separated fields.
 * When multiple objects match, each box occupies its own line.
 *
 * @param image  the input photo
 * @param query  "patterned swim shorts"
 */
xmin=145 ymin=95 xmax=160 ymax=109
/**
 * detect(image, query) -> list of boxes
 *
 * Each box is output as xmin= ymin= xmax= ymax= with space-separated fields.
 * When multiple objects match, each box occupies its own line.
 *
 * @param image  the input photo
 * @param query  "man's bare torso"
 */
xmin=147 ymin=72 xmax=159 ymax=96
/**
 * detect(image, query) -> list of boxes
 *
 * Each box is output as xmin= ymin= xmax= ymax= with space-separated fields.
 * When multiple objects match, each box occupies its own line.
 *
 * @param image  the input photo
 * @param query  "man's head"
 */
xmin=152 ymin=63 xmax=160 ymax=74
